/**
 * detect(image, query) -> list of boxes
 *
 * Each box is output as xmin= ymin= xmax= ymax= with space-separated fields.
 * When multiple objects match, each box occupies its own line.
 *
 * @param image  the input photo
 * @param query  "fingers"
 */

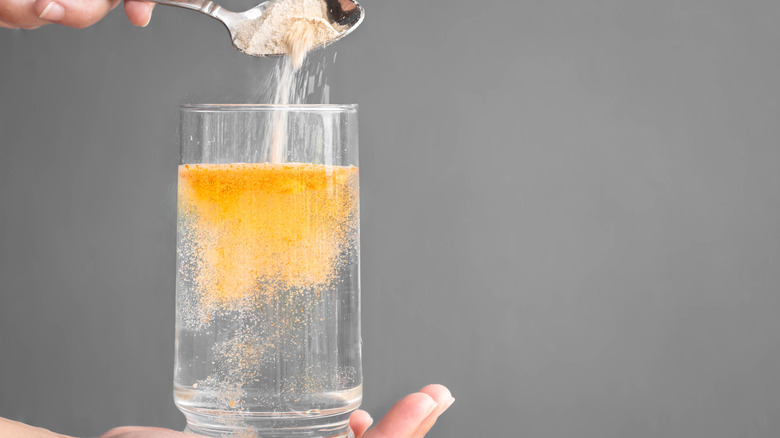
xmin=364 ymin=385 xmax=455 ymax=438
xmin=123 ymin=0 xmax=154 ymax=27
xmin=0 ymin=416 xmax=76 ymax=438
xmin=101 ymin=426 xmax=191 ymax=437
xmin=0 ymin=0 xmax=50 ymax=28
xmin=363 ymin=392 xmax=438 ymax=438
xmin=350 ymin=409 xmax=374 ymax=438
xmin=100 ymin=426 xmax=154 ymax=437
xmin=0 ymin=0 xmax=151 ymax=29
xmin=33 ymin=0 xmax=121 ymax=28
xmin=415 ymin=384 xmax=455 ymax=437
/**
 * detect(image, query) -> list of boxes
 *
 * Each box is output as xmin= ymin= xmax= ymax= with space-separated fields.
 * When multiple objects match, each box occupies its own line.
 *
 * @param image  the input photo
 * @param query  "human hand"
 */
xmin=348 ymin=384 xmax=455 ymax=438
xmin=0 ymin=0 xmax=155 ymax=29
xmin=99 ymin=384 xmax=455 ymax=438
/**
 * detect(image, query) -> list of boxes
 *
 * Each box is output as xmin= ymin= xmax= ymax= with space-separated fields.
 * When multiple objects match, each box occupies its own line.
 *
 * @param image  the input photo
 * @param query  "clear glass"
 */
xmin=174 ymin=104 xmax=361 ymax=437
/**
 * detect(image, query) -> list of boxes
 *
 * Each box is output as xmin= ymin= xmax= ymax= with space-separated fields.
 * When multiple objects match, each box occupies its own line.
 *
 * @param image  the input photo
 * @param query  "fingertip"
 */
xmin=36 ymin=0 xmax=121 ymax=28
xmin=407 ymin=392 xmax=439 ymax=417
xmin=35 ymin=0 xmax=65 ymax=22
xmin=349 ymin=409 xmax=373 ymax=438
xmin=418 ymin=384 xmax=453 ymax=404
xmin=124 ymin=0 xmax=155 ymax=27
xmin=368 ymin=392 xmax=438 ymax=438
xmin=413 ymin=386 xmax=455 ymax=437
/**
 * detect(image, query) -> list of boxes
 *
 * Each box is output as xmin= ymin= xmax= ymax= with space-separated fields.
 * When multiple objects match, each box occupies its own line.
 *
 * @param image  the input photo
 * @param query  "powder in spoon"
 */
xmin=234 ymin=0 xmax=340 ymax=65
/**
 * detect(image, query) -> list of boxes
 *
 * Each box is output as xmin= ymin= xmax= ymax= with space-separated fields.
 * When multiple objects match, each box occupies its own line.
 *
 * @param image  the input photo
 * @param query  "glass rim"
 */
xmin=181 ymin=104 xmax=358 ymax=113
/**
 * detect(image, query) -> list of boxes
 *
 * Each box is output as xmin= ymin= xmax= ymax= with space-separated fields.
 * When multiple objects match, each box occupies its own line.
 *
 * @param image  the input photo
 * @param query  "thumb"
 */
xmin=35 ymin=0 xmax=121 ymax=28
xmin=124 ymin=0 xmax=155 ymax=27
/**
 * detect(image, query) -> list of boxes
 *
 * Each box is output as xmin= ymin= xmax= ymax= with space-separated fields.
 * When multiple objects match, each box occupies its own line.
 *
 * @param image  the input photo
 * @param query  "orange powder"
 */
xmin=178 ymin=163 xmax=358 ymax=317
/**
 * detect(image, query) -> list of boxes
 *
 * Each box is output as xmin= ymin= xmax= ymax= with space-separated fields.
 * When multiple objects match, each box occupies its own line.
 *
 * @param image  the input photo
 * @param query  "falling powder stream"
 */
xmin=234 ymin=0 xmax=341 ymax=163
xmin=269 ymin=15 xmax=331 ymax=163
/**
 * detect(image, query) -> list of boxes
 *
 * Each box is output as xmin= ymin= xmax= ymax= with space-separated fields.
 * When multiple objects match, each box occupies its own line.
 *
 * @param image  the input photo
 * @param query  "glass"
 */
xmin=174 ymin=104 xmax=361 ymax=437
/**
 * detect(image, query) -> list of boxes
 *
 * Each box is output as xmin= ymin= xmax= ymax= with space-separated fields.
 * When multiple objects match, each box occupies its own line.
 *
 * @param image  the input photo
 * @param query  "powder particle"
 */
xmin=234 ymin=0 xmax=340 ymax=62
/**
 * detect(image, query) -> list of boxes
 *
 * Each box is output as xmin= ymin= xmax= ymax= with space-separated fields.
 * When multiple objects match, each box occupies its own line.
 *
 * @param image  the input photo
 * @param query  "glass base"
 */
xmin=180 ymin=407 xmax=355 ymax=438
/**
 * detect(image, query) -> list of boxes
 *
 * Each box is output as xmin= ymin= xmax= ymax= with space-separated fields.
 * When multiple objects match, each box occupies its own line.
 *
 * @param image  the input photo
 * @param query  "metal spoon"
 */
xmin=147 ymin=0 xmax=364 ymax=57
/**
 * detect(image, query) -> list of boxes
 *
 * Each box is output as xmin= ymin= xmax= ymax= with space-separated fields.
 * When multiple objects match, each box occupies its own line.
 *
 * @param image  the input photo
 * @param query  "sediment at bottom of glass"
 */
xmin=178 ymin=400 xmax=361 ymax=437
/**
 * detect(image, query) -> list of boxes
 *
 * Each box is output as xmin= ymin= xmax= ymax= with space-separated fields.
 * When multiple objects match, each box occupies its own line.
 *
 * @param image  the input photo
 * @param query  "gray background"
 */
xmin=2 ymin=0 xmax=780 ymax=437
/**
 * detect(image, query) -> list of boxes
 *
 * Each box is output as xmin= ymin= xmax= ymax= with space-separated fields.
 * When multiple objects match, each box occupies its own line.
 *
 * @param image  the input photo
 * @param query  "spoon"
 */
xmin=147 ymin=0 xmax=364 ymax=57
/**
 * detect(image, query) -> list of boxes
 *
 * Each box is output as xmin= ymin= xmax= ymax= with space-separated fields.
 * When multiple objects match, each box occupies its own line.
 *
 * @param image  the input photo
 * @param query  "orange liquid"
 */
xmin=178 ymin=163 xmax=359 ymax=316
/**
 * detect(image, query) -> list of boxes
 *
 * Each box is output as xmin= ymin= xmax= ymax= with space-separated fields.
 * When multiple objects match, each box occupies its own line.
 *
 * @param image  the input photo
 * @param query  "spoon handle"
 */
xmin=147 ymin=0 xmax=224 ymax=17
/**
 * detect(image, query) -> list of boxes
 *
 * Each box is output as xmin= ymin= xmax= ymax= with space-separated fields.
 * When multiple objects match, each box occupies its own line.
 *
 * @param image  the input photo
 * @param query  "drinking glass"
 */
xmin=174 ymin=104 xmax=361 ymax=437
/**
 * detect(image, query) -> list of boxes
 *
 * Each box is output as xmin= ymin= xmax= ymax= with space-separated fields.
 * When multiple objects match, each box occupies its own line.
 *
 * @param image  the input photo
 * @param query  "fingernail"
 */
xmin=39 ymin=1 xmax=65 ymax=21
xmin=141 ymin=9 xmax=153 ymax=27
xmin=442 ymin=397 xmax=455 ymax=411
xmin=423 ymin=400 xmax=438 ymax=417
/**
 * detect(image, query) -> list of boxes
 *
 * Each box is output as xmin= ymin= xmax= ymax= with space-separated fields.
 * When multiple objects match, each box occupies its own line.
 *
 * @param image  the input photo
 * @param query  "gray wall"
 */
xmin=2 ymin=0 xmax=780 ymax=437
